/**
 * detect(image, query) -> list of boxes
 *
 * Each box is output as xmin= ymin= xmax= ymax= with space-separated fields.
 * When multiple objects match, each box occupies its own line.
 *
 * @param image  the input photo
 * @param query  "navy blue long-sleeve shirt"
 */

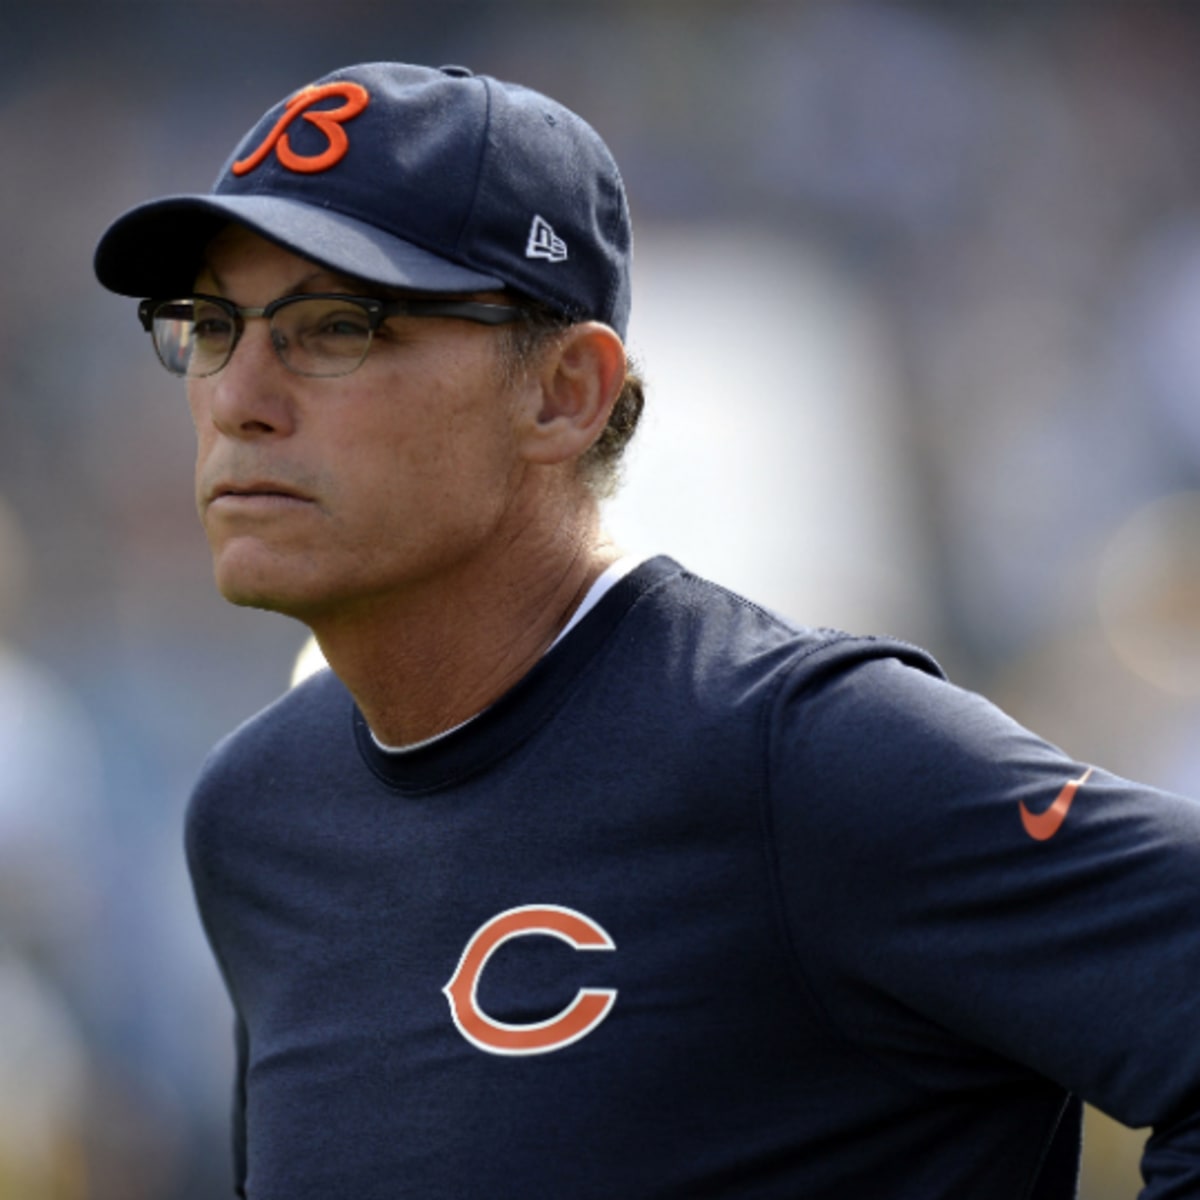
xmin=186 ymin=557 xmax=1200 ymax=1198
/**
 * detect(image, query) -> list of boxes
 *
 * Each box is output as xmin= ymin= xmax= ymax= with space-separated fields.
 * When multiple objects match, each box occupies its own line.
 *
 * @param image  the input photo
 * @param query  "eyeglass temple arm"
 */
xmin=379 ymin=298 xmax=524 ymax=326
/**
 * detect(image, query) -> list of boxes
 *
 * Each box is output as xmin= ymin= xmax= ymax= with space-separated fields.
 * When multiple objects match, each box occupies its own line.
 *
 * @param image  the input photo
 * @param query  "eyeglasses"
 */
xmin=137 ymin=292 xmax=524 ymax=379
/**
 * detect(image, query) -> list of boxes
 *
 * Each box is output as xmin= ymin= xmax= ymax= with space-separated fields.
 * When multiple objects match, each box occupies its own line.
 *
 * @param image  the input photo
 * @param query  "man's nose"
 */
xmin=198 ymin=319 xmax=298 ymax=439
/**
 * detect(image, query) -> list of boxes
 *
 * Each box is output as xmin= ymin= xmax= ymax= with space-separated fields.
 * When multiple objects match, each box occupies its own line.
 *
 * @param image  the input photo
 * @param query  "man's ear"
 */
xmin=518 ymin=323 xmax=627 ymax=466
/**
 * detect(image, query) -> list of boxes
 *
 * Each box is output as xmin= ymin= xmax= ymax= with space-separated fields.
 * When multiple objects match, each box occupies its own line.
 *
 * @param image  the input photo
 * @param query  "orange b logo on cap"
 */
xmin=232 ymin=81 xmax=370 ymax=177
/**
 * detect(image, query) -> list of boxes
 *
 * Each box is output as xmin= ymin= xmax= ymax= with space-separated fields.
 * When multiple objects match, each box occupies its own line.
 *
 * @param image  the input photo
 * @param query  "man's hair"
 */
xmin=499 ymin=302 xmax=645 ymax=500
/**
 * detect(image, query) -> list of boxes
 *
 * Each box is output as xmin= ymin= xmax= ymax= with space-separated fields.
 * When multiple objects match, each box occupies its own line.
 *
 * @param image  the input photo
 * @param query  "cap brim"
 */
xmin=93 ymin=193 xmax=506 ymax=298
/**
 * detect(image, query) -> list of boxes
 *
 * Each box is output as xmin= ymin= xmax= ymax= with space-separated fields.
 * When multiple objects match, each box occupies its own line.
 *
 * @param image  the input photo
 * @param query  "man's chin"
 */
xmin=222 ymin=588 xmax=292 ymax=615
xmin=214 ymin=567 xmax=317 ymax=619
xmin=214 ymin=565 xmax=357 ymax=627
xmin=211 ymin=544 xmax=323 ymax=618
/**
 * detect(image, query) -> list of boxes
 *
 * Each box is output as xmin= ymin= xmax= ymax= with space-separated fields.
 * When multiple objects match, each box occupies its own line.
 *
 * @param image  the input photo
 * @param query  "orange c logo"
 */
xmin=443 ymin=905 xmax=617 ymax=1056
xmin=231 ymin=81 xmax=370 ymax=177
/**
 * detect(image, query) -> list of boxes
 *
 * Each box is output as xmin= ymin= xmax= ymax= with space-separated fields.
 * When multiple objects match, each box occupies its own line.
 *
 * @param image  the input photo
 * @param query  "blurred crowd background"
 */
xmin=3 ymin=1 xmax=1200 ymax=1195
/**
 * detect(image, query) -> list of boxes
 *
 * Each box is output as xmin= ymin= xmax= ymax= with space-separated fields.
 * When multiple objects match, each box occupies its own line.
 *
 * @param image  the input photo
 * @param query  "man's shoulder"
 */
xmin=634 ymin=557 xmax=942 ymax=686
xmin=195 ymin=666 xmax=351 ymax=784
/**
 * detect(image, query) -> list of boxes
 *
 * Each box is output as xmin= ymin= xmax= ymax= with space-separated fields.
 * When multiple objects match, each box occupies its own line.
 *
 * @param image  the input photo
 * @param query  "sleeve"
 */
xmin=233 ymin=1012 xmax=248 ymax=1198
xmin=184 ymin=767 xmax=250 ymax=1198
xmin=768 ymin=647 xmax=1200 ymax=1199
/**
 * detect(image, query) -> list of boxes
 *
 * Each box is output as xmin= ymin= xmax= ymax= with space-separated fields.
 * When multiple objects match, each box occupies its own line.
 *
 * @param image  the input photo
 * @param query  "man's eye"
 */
xmin=194 ymin=316 xmax=233 ymax=340
xmin=317 ymin=315 xmax=371 ymax=337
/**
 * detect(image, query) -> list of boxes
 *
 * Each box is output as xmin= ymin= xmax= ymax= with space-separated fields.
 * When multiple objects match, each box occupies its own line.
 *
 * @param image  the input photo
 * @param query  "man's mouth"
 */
xmin=207 ymin=482 xmax=314 ymax=509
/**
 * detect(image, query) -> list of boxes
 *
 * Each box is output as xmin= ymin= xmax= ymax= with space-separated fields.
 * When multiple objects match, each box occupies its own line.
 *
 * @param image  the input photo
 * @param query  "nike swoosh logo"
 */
xmin=1020 ymin=767 xmax=1095 ymax=841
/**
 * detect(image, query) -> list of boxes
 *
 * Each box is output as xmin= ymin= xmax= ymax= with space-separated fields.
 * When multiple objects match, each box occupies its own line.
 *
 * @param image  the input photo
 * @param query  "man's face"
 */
xmin=186 ymin=226 xmax=531 ymax=622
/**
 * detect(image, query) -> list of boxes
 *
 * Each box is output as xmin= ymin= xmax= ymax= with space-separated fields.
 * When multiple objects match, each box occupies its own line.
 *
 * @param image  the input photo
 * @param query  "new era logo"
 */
xmin=526 ymin=215 xmax=568 ymax=263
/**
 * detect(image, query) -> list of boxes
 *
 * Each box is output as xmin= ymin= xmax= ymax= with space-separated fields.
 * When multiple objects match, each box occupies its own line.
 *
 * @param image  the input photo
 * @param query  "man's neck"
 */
xmin=307 ymin=517 xmax=620 ymax=748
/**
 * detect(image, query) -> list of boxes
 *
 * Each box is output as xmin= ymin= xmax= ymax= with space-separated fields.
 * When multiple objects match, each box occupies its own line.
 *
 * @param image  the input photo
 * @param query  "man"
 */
xmin=94 ymin=62 xmax=1200 ymax=1199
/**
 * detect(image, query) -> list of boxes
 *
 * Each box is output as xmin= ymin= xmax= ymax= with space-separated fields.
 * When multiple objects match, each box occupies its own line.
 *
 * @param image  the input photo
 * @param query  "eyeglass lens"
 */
xmin=150 ymin=296 xmax=377 ymax=378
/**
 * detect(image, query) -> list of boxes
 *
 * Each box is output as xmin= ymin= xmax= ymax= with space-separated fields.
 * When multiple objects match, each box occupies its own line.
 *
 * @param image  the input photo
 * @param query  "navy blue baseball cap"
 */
xmin=94 ymin=62 xmax=633 ymax=337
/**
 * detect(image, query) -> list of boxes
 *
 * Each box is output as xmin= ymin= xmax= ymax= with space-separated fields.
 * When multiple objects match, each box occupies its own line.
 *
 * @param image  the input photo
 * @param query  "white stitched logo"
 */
xmin=526 ymin=215 xmax=568 ymax=263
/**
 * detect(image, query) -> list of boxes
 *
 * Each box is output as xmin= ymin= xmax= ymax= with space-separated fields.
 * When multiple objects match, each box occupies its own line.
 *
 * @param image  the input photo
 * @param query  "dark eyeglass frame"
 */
xmin=136 ymin=292 xmax=526 ymax=378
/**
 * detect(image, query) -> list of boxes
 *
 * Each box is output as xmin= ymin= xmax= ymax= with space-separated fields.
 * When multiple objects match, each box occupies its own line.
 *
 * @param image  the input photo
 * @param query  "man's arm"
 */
xmin=770 ymin=648 xmax=1200 ymax=1195
xmin=233 ymin=1012 xmax=248 ymax=1198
